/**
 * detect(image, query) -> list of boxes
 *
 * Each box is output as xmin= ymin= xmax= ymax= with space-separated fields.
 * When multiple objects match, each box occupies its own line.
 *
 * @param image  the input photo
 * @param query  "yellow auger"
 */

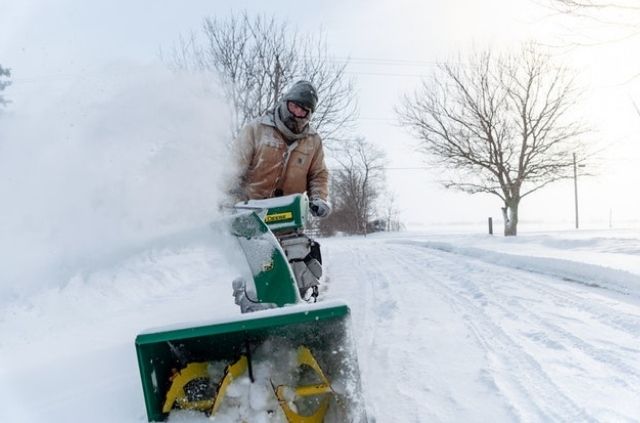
xmin=273 ymin=346 xmax=334 ymax=423
xmin=162 ymin=362 xmax=213 ymax=413
xmin=161 ymin=346 xmax=333 ymax=422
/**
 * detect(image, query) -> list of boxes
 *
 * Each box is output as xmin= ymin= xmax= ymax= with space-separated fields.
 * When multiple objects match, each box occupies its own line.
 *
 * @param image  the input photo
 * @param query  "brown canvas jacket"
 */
xmin=231 ymin=114 xmax=329 ymax=201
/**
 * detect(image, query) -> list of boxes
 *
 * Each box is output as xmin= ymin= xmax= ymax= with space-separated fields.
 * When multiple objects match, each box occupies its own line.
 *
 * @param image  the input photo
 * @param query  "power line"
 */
xmin=10 ymin=67 xmax=160 ymax=84
xmin=328 ymin=166 xmax=432 ymax=171
xmin=344 ymin=70 xmax=427 ymax=78
xmin=359 ymin=116 xmax=397 ymax=122
xmin=10 ymin=69 xmax=430 ymax=85
xmin=591 ymin=157 xmax=640 ymax=162
xmin=326 ymin=157 xmax=640 ymax=173
xmin=323 ymin=55 xmax=448 ymax=67
xmin=9 ymin=53 xmax=447 ymax=85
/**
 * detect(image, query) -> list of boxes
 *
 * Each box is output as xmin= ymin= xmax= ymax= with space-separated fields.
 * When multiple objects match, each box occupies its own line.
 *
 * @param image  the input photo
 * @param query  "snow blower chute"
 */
xmin=135 ymin=194 xmax=366 ymax=422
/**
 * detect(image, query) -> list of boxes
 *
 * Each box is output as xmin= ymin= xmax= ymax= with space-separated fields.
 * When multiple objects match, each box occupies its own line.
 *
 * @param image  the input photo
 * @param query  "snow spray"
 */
xmin=0 ymin=65 xmax=234 ymax=303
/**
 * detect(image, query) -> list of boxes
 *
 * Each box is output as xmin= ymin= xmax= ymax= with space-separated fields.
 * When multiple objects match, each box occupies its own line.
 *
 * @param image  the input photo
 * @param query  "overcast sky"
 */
xmin=2 ymin=0 xmax=639 ymax=230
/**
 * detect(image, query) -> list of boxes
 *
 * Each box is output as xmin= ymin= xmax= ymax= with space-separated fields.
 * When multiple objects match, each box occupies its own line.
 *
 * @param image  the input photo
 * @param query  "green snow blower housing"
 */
xmin=261 ymin=192 xmax=309 ymax=233
xmin=135 ymin=194 xmax=366 ymax=422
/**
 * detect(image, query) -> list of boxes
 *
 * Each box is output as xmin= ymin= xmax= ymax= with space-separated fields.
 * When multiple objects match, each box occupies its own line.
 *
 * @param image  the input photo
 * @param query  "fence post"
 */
xmin=488 ymin=217 xmax=493 ymax=235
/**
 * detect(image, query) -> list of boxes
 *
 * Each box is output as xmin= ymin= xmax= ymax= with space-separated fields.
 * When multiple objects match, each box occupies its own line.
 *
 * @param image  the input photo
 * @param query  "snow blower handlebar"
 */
xmin=234 ymin=193 xmax=309 ymax=235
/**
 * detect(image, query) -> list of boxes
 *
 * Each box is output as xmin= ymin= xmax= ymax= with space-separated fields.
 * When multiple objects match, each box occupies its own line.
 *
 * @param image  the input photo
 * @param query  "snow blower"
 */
xmin=135 ymin=194 xmax=366 ymax=422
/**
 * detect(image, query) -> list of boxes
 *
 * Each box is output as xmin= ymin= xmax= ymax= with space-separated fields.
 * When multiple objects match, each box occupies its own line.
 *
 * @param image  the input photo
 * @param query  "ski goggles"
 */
xmin=287 ymin=101 xmax=311 ymax=119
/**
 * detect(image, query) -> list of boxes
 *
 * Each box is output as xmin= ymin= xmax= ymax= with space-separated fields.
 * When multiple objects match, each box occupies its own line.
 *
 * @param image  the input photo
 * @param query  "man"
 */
xmin=230 ymin=80 xmax=331 ymax=218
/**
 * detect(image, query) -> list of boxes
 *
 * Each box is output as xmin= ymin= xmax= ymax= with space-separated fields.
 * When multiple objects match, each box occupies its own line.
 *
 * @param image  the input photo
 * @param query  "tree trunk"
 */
xmin=501 ymin=200 xmax=519 ymax=236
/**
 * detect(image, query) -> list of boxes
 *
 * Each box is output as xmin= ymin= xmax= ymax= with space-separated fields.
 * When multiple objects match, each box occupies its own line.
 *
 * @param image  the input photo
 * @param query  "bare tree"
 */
xmin=398 ymin=45 xmax=587 ymax=236
xmin=0 ymin=65 xmax=10 ymax=108
xmin=633 ymin=100 xmax=640 ymax=118
xmin=548 ymin=0 xmax=640 ymax=11
xmin=320 ymin=137 xmax=386 ymax=235
xmin=543 ymin=0 xmax=640 ymax=82
xmin=167 ymin=12 xmax=356 ymax=145
xmin=380 ymin=193 xmax=404 ymax=232
xmin=542 ymin=0 xmax=640 ymax=49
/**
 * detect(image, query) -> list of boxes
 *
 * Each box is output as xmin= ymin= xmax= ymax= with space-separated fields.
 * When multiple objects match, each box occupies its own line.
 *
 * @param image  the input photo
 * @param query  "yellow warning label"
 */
xmin=265 ymin=212 xmax=293 ymax=223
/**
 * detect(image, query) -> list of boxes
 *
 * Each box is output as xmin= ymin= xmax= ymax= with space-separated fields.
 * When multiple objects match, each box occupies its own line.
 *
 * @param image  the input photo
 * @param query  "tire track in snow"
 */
xmin=446 ymin=265 xmax=640 ymax=421
xmin=324 ymin=244 xmax=383 ymax=421
xmin=389 ymin=241 xmax=640 ymax=421
xmin=466 ymin=270 xmax=640 ymax=388
xmin=503 ymin=273 xmax=640 ymax=340
xmin=359 ymin=244 xmax=425 ymax=422
xmin=358 ymin=246 xmax=436 ymax=422
xmin=407 ymin=245 xmax=640 ymax=390
xmin=327 ymin=238 xmax=640 ymax=421
xmin=326 ymin=241 xmax=444 ymax=422
xmin=379 ymin=244 xmax=594 ymax=422
xmin=401 ymin=238 xmax=640 ymax=339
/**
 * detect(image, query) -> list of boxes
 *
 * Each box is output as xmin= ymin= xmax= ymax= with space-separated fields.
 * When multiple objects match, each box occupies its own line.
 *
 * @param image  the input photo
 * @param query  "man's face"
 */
xmin=287 ymin=101 xmax=310 ymax=119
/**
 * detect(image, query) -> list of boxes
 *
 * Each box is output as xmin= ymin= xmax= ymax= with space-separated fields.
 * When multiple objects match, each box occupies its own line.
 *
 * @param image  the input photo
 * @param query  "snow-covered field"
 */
xmin=1 ymin=227 xmax=639 ymax=422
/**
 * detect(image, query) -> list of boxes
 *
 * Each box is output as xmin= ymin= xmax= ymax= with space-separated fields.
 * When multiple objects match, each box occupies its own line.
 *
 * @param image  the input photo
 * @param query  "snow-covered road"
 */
xmin=2 ymin=230 xmax=640 ymax=422
xmin=325 ymin=236 xmax=640 ymax=422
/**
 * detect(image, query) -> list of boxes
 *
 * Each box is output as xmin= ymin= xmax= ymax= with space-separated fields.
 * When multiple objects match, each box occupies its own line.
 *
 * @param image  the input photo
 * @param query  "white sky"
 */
xmin=2 ymin=0 xmax=639 ymax=230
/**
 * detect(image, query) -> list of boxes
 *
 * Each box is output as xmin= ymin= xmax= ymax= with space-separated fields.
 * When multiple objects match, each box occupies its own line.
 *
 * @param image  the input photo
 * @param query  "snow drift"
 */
xmin=0 ymin=65 xmax=233 ymax=304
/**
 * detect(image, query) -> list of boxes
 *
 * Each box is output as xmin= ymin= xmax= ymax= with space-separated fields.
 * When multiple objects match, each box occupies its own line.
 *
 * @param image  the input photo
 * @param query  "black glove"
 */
xmin=310 ymin=198 xmax=331 ymax=218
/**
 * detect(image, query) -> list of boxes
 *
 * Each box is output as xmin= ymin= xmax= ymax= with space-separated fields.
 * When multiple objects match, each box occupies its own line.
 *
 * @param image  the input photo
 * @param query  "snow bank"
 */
xmin=0 ymin=65 xmax=234 ymax=304
xmin=397 ymin=239 xmax=640 ymax=298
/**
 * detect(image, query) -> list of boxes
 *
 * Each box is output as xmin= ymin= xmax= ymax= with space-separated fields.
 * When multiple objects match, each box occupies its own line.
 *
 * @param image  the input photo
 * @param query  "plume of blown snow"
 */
xmin=0 ymin=65 xmax=234 ymax=304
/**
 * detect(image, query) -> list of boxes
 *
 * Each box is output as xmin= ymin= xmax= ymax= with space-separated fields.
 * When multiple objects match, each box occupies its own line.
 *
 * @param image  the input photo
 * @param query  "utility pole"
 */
xmin=573 ymin=153 xmax=579 ymax=229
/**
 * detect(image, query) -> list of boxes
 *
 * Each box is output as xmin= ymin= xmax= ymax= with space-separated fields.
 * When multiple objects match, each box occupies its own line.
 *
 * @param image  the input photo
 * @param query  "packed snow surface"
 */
xmin=2 ymin=228 xmax=640 ymax=422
